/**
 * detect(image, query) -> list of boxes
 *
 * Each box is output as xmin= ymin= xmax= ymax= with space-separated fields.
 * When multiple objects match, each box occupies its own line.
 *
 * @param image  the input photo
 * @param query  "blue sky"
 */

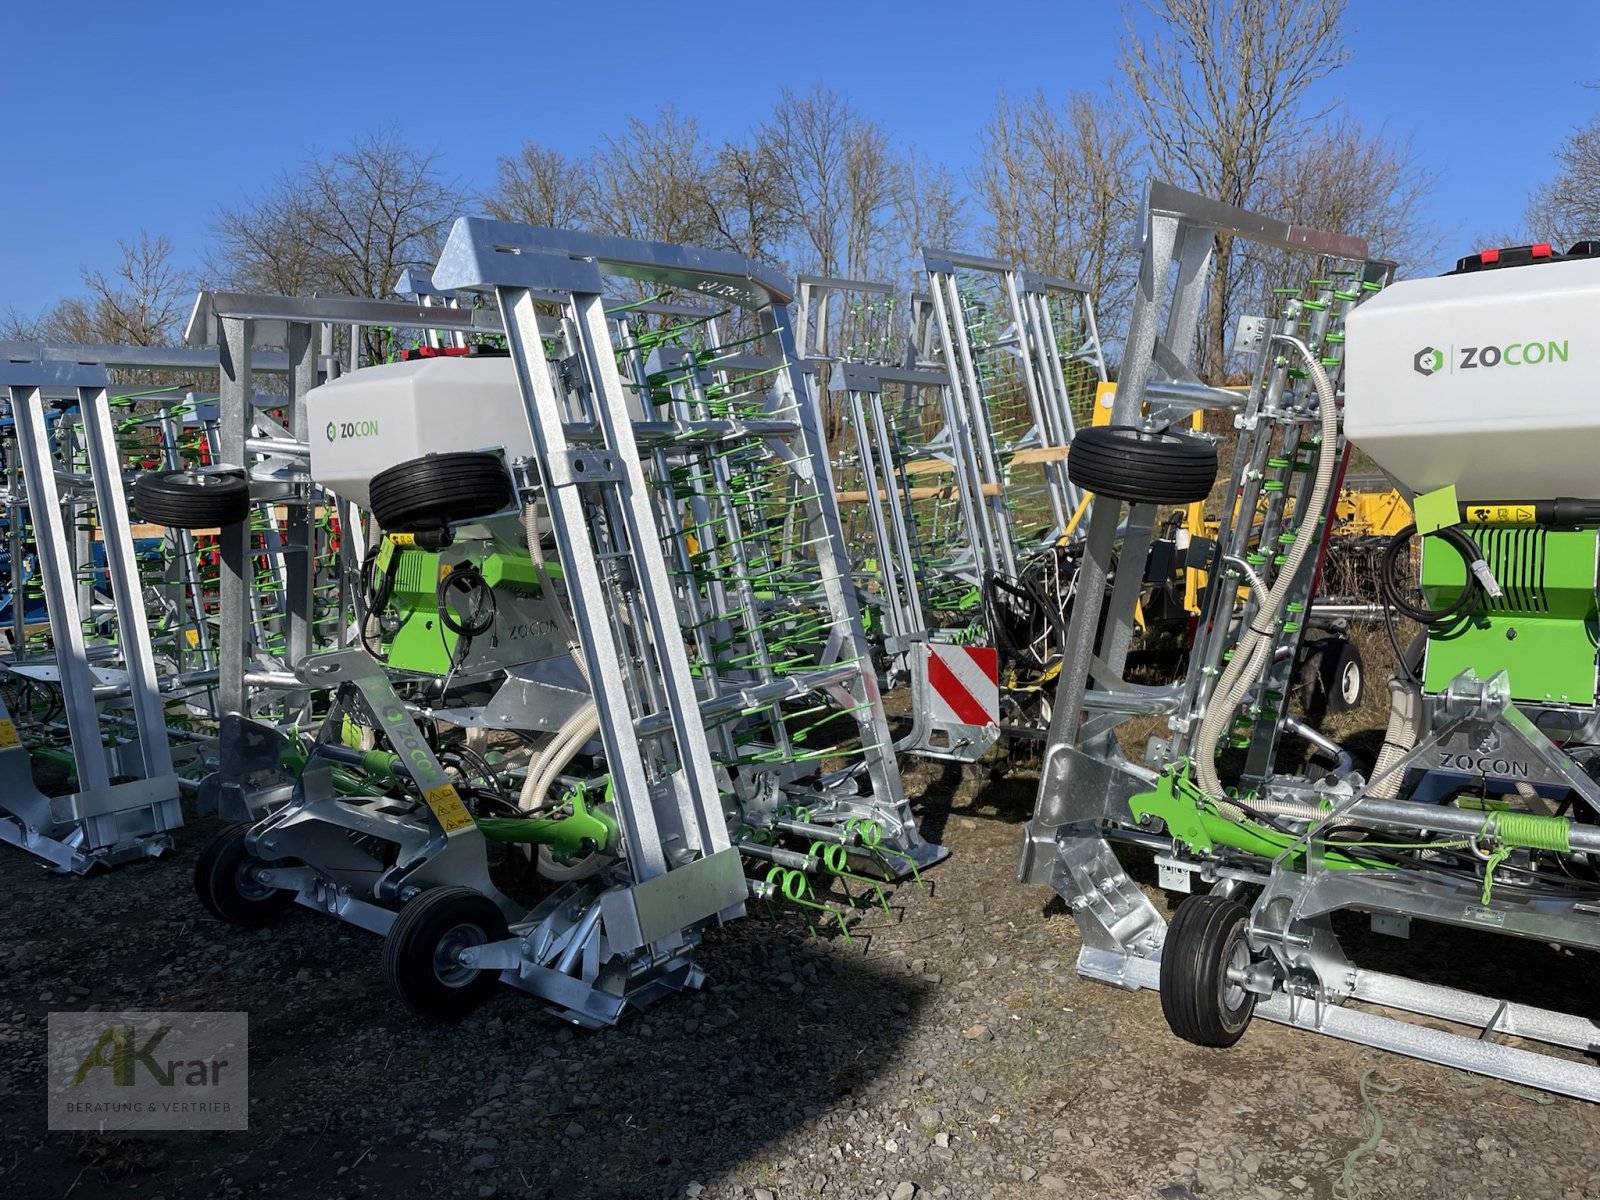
xmin=4 ymin=0 xmax=1597 ymax=310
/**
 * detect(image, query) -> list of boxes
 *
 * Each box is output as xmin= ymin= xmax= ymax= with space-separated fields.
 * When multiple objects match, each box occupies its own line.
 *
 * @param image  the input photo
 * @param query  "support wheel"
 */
xmin=382 ymin=887 xmax=510 ymax=1020
xmin=1066 ymin=425 xmax=1217 ymax=505
xmin=368 ymin=452 xmax=514 ymax=533
xmin=134 ymin=469 xmax=251 ymax=528
xmin=1319 ymin=637 xmax=1364 ymax=715
xmin=1160 ymin=894 xmax=1258 ymax=1047
xmin=194 ymin=823 xmax=296 ymax=927
xmin=1297 ymin=635 xmax=1364 ymax=717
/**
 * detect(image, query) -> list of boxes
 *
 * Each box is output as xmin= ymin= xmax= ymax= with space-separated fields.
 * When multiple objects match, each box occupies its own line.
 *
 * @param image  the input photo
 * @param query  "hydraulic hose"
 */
xmin=517 ymin=496 xmax=597 ymax=810
xmin=517 ymin=700 xmax=606 ymax=880
xmin=1380 ymin=523 xmax=1493 ymax=625
xmin=1195 ymin=337 xmax=1340 ymax=803
xmin=518 ymin=498 xmax=608 ymax=879
xmin=519 ymin=701 xmax=601 ymax=811
xmin=1368 ymin=633 xmax=1425 ymax=799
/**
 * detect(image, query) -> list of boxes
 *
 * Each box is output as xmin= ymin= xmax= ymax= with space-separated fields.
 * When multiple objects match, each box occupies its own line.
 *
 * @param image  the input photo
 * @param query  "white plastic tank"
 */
xmin=1344 ymin=255 xmax=1600 ymax=500
xmin=306 ymin=356 xmax=534 ymax=507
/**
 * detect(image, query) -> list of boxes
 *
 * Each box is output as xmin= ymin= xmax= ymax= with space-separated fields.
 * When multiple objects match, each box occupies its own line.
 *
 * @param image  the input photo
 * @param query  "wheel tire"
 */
xmin=1159 ymin=894 xmax=1258 ymax=1047
xmin=134 ymin=469 xmax=251 ymax=528
xmin=382 ymin=886 xmax=510 ymax=1020
xmin=368 ymin=452 xmax=514 ymax=533
xmin=1320 ymin=637 xmax=1364 ymax=715
xmin=1066 ymin=425 xmax=1218 ymax=505
xmin=194 ymin=823 xmax=296 ymax=927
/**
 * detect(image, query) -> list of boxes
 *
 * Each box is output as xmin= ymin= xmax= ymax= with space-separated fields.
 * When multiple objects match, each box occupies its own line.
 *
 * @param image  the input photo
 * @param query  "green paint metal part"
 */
xmin=383 ymin=547 xmax=552 ymax=674
xmin=1130 ymin=762 xmax=1575 ymax=897
xmin=1422 ymin=527 xmax=1599 ymax=705
xmin=475 ymin=788 xmax=619 ymax=860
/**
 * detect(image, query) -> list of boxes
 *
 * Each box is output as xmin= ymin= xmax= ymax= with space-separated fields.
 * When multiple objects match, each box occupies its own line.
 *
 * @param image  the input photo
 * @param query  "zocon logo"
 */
xmin=1413 ymin=341 xmax=1570 ymax=376
xmin=1412 ymin=346 xmax=1443 ymax=376
xmin=325 ymin=419 xmax=380 ymax=441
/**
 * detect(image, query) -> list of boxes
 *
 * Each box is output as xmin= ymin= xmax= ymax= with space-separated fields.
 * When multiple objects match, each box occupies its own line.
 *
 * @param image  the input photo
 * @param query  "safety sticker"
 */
xmin=1464 ymin=504 xmax=1536 ymax=526
xmin=422 ymin=783 xmax=475 ymax=833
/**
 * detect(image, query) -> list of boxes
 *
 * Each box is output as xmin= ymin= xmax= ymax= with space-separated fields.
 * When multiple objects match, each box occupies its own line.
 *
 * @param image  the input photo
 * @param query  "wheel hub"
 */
xmin=1222 ymin=936 xmax=1252 ymax=1011
xmin=1340 ymin=660 xmax=1361 ymax=705
xmin=432 ymin=922 xmax=489 ymax=987
xmin=234 ymin=860 xmax=278 ymax=903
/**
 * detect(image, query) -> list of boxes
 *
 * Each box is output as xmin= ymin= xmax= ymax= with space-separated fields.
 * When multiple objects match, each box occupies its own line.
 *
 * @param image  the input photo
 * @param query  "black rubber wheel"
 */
xmin=382 ymin=886 xmax=510 ymax=1020
xmin=1066 ymin=425 xmax=1218 ymax=505
xmin=1159 ymin=894 xmax=1258 ymax=1047
xmin=368 ymin=452 xmax=514 ymax=533
xmin=1318 ymin=637 xmax=1364 ymax=715
xmin=134 ymin=469 xmax=251 ymax=528
xmin=194 ymin=823 xmax=296 ymax=927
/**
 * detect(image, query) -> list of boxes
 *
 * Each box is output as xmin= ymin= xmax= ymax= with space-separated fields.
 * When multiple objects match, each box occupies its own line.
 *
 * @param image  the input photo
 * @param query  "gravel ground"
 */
xmin=2 ymin=759 xmax=1599 ymax=1200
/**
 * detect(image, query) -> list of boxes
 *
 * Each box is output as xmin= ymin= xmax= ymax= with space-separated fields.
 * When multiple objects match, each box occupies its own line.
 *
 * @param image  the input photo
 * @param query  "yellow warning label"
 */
xmin=422 ymin=783 xmax=475 ymax=833
xmin=374 ymin=537 xmax=396 ymax=573
xmin=1464 ymin=504 xmax=1537 ymax=526
xmin=185 ymin=628 xmax=200 ymax=648
xmin=0 ymin=720 xmax=18 ymax=750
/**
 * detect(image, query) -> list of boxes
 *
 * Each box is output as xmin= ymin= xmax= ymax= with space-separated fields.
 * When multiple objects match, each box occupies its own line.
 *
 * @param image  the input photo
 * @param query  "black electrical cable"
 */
xmin=441 ymin=742 xmax=508 ymax=803
xmin=359 ymin=543 xmax=402 ymax=658
xmin=1380 ymin=594 xmax=1417 ymax=685
xmin=1380 ymin=522 xmax=1485 ymax=625
xmin=437 ymin=563 xmax=496 ymax=639
xmin=1214 ymin=794 xmax=1304 ymax=838
xmin=435 ymin=562 xmax=496 ymax=681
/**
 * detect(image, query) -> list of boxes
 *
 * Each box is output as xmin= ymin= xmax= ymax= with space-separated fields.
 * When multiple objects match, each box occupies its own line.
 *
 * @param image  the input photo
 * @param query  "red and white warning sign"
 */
xmin=923 ymin=643 xmax=1000 ymax=730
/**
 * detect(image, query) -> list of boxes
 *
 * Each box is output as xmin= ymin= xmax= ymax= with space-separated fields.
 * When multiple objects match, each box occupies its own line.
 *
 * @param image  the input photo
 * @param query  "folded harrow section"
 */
xmin=0 ymin=353 xmax=182 ymax=870
xmin=189 ymin=223 xmax=944 ymax=1027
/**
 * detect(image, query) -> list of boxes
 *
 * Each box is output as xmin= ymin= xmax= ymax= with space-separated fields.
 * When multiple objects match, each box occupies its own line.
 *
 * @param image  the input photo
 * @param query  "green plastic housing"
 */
xmin=385 ymin=549 xmax=548 ymax=674
xmin=1422 ymin=527 xmax=1599 ymax=704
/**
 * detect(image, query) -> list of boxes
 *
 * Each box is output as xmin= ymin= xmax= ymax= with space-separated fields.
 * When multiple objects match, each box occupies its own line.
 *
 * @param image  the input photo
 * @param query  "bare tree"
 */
xmin=1254 ymin=118 xmax=1441 ymax=286
xmin=972 ymin=91 xmax=1140 ymax=329
xmin=1 ymin=305 xmax=56 ymax=341
xmin=485 ymin=141 xmax=591 ymax=228
xmin=1120 ymin=0 xmax=1350 ymax=379
xmin=763 ymin=86 xmax=908 ymax=283
xmin=588 ymin=108 xmax=717 ymax=246
xmin=758 ymin=88 xmax=911 ymax=434
xmin=700 ymin=135 xmax=793 ymax=268
xmin=1526 ymin=114 xmax=1600 ymax=248
xmin=899 ymin=154 xmax=967 ymax=285
xmin=212 ymin=131 xmax=465 ymax=301
xmin=83 ymin=233 xmax=194 ymax=345
xmin=3 ymin=233 xmax=192 ymax=346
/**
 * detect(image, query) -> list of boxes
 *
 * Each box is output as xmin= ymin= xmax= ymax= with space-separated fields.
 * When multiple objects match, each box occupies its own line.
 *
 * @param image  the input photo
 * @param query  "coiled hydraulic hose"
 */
xmin=1380 ymin=523 xmax=1490 ymax=625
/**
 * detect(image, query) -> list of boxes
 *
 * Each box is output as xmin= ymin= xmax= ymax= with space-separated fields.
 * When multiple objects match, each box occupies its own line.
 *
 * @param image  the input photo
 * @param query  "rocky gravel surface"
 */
xmin=2 ymin=759 xmax=1599 ymax=1199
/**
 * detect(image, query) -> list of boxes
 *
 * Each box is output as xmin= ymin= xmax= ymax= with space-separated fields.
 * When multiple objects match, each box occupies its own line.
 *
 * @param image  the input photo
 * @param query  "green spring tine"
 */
xmin=762 ymin=865 xmax=851 ymax=942
xmin=810 ymin=840 xmax=891 ymax=913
